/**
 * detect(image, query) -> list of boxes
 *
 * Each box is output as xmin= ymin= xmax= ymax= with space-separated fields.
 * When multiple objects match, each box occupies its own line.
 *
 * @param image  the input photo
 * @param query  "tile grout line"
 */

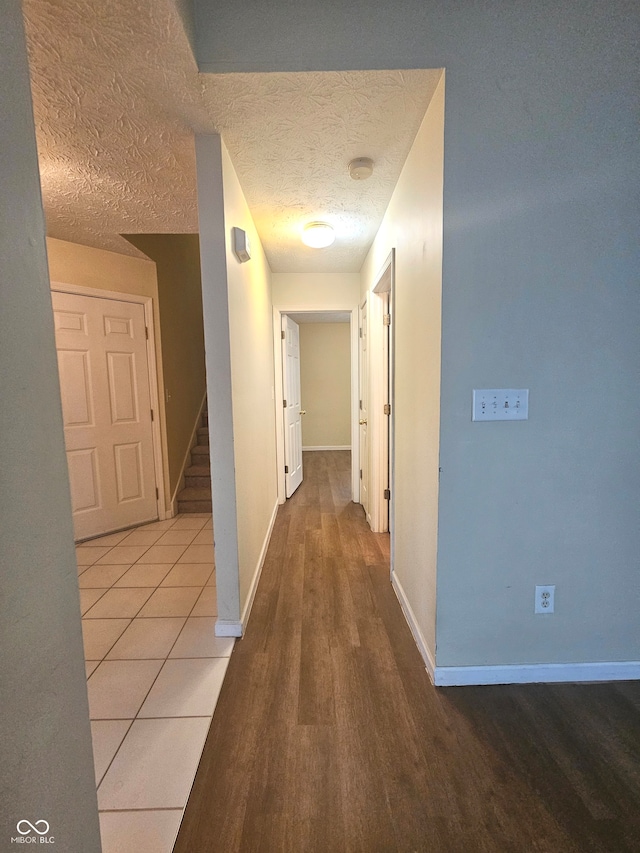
xmin=98 ymin=807 xmax=188 ymax=813
xmin=85 ymin=611 xmax=218 ymax=622
xmin=81 ymin=513 xmax=223 ymax=846
xmin=94 ymin=714 xmax=216 ymax=723
xmin=94 ymin=654 xmax=231 ymax=665
xmin=80 ymin=586 xmax=112 ymax=616
xmin=93 ymin=719 xmax=135 ymax=789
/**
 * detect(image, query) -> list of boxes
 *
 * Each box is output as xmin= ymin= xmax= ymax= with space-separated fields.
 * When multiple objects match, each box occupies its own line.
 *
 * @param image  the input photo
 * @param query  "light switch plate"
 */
xmin=472 ymin=389 xmax=529 ymax=421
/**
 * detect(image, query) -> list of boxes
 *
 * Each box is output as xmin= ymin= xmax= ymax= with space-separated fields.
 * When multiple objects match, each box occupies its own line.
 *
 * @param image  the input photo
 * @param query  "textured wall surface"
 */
xmin=23 ymin=0 xmax=203 ymax=258
xmin=0 ymin=4 xmax=101 ymax=849
xmin=23 ymin=0 xmax=441 ymax=271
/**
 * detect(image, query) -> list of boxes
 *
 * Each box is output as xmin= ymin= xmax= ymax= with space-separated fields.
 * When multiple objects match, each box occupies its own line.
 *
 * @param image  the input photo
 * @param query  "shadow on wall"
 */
xmin=124 ymin=234 xmax=207 ymax=498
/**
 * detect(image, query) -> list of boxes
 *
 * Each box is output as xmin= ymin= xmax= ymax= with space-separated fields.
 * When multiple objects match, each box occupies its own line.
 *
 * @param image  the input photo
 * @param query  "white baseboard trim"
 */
xmin=240 ymin=499 xmax=280 ymax=634
xmin=391 ymin=572 xmax=640 ymax=686
xmin=302 ymin=445 xmax=351 ymax=451
xmin=433 ymin=660 xmax=640 ymax=687
xmin=391 ymin=570 xmax=436 ymax=681
xmin=161 ymin=505 xmax=176 ymax=521
xmin=215 ymin=619 xmax=243 ymax=638
xmin=170 ymin=391 xmax=208 ymax=516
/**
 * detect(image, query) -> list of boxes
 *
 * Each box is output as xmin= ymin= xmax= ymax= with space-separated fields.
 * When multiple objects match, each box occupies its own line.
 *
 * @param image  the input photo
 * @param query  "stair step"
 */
xmin=178 ymin=405 xmax=211 ymax=512
xmin=177 ymin=486 xmax=212 ymax=514
xmin=185 ymin=465 xmax=210 ymax=477
xmin=178 ymin=498 xmax=213 ymax=513
xmin=191 ymin=445 xmax=210 ymax=466
xmin=177 ymin=485 xmax=211 ymax=499
xmin=185 ymin=474 xmax=211 ymax=489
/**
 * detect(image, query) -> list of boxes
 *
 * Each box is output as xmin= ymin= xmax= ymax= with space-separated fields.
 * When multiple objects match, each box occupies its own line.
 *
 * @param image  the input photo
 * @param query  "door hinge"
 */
xmin=283 ymin=399 xmax=287 ymax=408
xmin=384 ymin=488 xmax=391 ymax=500
xmin=383 ymin=314 xmax=391 ymax=326
xmin=360 ymin=468 xmax=363 ymax=480
xmin=150 ymin=408 xmax=154 ymax=421
xmin=359 ymin=327 xmax=363 ymax=338
xmin=359 ymin=399 xmax=362 ymax=410
xmin=155 ymin=487 xmax=159 ymax=500
xmin=145 ymin=326 xmax=149 ymax=339
xmin=384 ymin=403 xmax=391 ymax=415
xmin=284 ymin=465 xmax=289 ymax=474
xmin=281 ymin=330 xmax=285 ymax=339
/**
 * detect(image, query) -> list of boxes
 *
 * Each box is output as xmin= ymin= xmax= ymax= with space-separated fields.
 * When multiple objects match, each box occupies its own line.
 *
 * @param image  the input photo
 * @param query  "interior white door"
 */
xmin=282 ymin=315 xmax=303 ymax=497
xmin=52 ymin=291 xmax=158 ymax=540
xmin=383 ymin=291 xmax=391 ymax=532
xmin=359 ymin=300 xmax=370 ymax=521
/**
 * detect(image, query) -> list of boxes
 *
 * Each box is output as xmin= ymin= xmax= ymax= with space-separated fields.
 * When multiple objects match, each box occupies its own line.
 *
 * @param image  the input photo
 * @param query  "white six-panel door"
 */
xmin=52 ymin=291 xmax=158 ymax=540
xmin=282 ymin=315 xmax=303 ymax=497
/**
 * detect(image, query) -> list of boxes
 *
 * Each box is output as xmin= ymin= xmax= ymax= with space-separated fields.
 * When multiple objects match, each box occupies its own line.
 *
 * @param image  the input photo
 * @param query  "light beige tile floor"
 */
xmin=79 ymin=564 xmax=132 ymax=588
xmin=97 ymin=717 xmax=213 ymax=810
xmin=155 ymin=529 xmax=199 ymax=546
xmin=99 ymin=810 xmax=184 ymax=853
xmin=77 ymin=513 xmax=233 ymax=853
xmin=169 ymin=617 xmax=234 ymax=658
xmin=138 ymin=586 xmax=202 ymax=617
xmin=90 ymin=720 xmax=132 ymax=785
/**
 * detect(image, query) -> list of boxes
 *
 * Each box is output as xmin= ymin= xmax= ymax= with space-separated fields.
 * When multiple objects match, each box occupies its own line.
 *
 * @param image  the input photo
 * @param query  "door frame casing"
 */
xmin=273 ymin=306 xmax=360 ymax=504
xmin=50 ymin=281 xmax=168 ymax=522
xmin=358 ymin=296 xmax=370 ymax=522
xmin=281 ymin=314 xmax=303 ymax=498
xmin=366 ymin=250 xmax=395 ymax=535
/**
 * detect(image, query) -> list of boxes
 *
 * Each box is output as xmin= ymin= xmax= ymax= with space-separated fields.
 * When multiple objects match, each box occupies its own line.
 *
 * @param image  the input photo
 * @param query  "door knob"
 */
xmin=300 ymin=410 xmax=306 ymax=415
xmin=359 ymin=419 xmax=368 ymax=425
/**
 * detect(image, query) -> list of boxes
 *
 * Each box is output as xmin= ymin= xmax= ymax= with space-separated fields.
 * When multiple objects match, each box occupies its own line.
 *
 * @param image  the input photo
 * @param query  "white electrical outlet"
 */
xmin=535 ymin=585 xmax=555 ymax=614
xmin=472 ymin=389 xmax=529 ymax=421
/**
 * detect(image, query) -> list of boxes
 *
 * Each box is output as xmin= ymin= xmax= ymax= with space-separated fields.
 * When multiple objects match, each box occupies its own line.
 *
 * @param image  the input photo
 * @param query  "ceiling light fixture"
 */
xmin=348 ymin=157 xmax=374 ymax=180
xmin=301 ymin=221 xmax=335 ymax=248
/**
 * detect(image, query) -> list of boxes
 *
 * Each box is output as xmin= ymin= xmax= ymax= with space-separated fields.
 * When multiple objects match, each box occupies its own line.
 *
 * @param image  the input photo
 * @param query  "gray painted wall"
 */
xmin=195 ymin=134 xmax=242 ymax=631
xmin=193 ymin=0 xmax=640 ymax=667
xmin=0 ymin=4 xmax=101 ymax=849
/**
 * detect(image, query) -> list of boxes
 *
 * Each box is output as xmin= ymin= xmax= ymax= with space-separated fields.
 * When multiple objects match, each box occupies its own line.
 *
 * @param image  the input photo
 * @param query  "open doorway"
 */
xmin=369 ymin=249 xmax=395 ymax=536
xmin=357 ymin=250 xmax=395 ymax=537
xmin=274 ymin=308 xmax=360 ymax=504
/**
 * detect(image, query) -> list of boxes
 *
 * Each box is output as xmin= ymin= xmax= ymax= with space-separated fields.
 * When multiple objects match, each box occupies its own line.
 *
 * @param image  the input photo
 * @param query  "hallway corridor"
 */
xmin=174 ymin=451 xmax=640 ymax=853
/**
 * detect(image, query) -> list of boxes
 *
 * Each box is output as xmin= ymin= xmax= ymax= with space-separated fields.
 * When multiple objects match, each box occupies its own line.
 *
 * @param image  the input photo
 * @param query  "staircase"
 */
xmin=177 ymin=407 xmax=212 ymax=513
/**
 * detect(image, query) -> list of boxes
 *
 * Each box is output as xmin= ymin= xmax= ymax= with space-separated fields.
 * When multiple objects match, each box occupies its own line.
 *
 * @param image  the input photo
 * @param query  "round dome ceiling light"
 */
xmin=301 ymin=221 xmax=335 ymax=248
xmin=348 ymin=157 xmax=374 ymax=180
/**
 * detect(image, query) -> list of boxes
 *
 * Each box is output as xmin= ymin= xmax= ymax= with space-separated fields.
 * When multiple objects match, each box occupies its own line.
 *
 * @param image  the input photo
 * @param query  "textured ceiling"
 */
xmin=23 ymin=0 xmax=441 ymax=272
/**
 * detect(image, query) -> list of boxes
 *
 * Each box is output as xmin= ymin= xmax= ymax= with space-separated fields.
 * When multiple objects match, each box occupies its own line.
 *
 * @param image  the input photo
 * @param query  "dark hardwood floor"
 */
xmin=175 ymin=450 xmax=640 ymax=852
